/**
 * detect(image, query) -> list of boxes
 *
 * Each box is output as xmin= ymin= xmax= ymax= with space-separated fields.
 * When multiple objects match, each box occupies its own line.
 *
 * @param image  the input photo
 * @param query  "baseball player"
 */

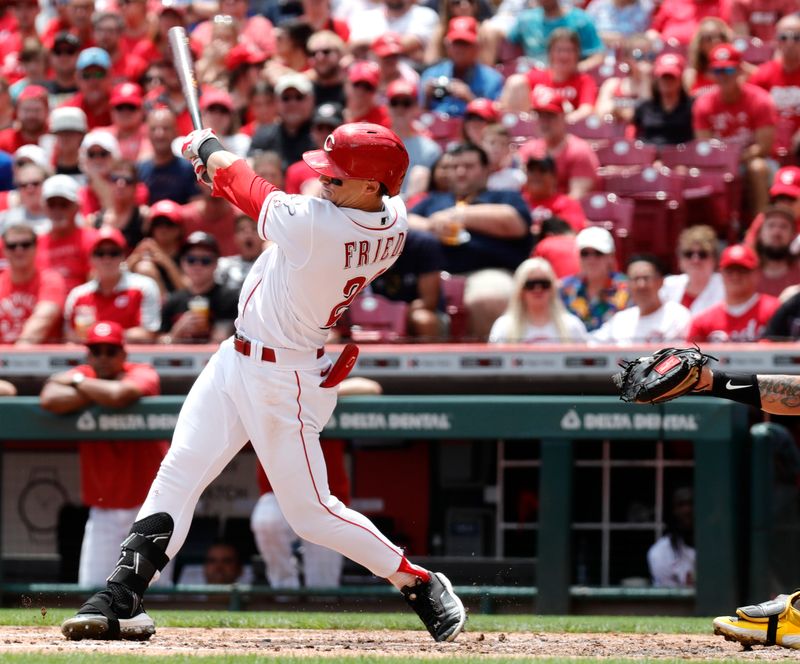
xmin=60 ymin=122 xmax=467 ymax=643
xmin=618 ymin=352 xmax=800 ymax=649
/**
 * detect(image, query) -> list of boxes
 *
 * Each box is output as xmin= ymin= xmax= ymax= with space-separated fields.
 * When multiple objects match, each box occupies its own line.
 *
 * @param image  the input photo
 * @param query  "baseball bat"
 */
xmin=167 ymin=26 xmax=203 ymax=132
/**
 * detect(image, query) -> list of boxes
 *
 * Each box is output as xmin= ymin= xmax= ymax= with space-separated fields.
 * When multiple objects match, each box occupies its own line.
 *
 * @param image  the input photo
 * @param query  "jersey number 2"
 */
xmin=324 ymin=271 xmax=385 ymax=328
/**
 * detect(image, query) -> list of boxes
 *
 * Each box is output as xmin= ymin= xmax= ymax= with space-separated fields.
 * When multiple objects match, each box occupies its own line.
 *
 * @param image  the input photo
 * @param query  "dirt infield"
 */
xmin=0 ymin=626 xmax=799 ymax=660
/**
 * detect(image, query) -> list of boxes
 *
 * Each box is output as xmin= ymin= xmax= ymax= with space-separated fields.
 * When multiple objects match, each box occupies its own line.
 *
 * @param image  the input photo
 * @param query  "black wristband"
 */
xmin=198 ymin=137 xmax=224 ymax=166
xmin=709 ymin=370 xmax=761 ymax=408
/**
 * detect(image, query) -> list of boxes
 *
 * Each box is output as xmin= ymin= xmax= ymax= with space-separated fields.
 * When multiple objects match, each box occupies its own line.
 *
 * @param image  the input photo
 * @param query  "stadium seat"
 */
xmin=440 ymin=272 xmax=469 ymax=342
xmin=580 ymin=193 xmax=635 ymax=264
xmin=734 ymin=36 xmax=775 ymax=65
xmin=601 ymin=166 xmax=685 ymax=269
xmin=568 ymin=115 xmax=627 ymax=149
xmin=348 ymin=293 xmax=409 ymax=343
xmin=595 ymin=139 xmax=658 ymax=170
xmin=502 ymin=112 xmax=539 ymax=146
xmin=659 ymin=139 xmax=743 ymax=240
xmin=419 ymin=112 xmax=463 ymax=150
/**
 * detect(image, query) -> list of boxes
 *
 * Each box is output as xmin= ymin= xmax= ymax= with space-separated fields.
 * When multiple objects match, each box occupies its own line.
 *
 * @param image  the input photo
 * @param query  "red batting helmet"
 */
xmin=302 ymin=123 xmax=409 ymax=197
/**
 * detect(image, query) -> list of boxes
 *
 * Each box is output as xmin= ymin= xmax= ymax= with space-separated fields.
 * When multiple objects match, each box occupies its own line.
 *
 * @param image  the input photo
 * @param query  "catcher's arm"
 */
xmin=696 ymin=365 xmax=800 ymax=415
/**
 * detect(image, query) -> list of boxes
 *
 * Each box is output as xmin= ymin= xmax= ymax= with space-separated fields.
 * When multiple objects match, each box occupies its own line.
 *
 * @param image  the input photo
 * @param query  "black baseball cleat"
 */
xmin=401 ymin=572 xmax=466 ymax=642
xmin=61 ymin=585 xmax=155 ymax=641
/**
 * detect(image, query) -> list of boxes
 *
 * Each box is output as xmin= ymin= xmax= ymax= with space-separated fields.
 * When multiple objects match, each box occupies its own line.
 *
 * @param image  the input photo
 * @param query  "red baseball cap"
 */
xmin=148 ymin=199 xmax=184 ymax=224
xmin=91 ymin=226 xmax=127 ymax=252
xmin=17 ymin=84 xmax=49 ymax=107
xmin=110 ymin=82 xmax=143 ymax=108
xmin=446 ymin=16 xmax=478 ymax=43
xmin=348 ymin=61 xmax=380 ymax=88
xmin=770 ymin=166 xmax=800 ymax=199
xmin=85 ymin=320 xmax=125 ymax=347
xmin=709 ymin=43 xmax=741 ymax=69
xmin=372 ymin=33 xmax=404 ymax=58
xmin=531 ymin=88 xmax=566 ymax=114
xmin=225 ymin=43 xmax=267 ymax=71
xmin=719 ymin=244 xmax=758 ymax=270
xmin=465 ymin=98 xmax=500 ymax=122
xmin=200 ymin=87 xmax=234 ymax=111
xmin=386 ymin=78 xmax=417 ymax=100
xmin=654 ymin=53 xmax=685 ymax=79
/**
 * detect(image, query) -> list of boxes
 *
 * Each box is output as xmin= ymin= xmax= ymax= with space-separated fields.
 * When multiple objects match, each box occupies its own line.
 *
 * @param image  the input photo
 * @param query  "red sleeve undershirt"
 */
xmin=211 ymin=158 xmax=280 ymax=222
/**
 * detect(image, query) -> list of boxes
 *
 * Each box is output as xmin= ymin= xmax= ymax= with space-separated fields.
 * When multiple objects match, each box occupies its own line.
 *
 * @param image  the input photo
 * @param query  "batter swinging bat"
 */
xmin=168 ymin=26 xmax=203 ymax=132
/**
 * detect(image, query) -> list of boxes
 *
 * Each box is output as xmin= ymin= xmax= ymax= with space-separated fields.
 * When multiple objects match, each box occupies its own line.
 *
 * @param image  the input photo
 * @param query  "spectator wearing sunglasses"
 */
xmin=198 ymin=88 xmax=251 ymax=158
xmin=64 ymin=226 xmax=161 ymax=343
xmin=61 ymin=48 xmax=114 ymax=130
xmin=753 ymin=205 xmax=800 ymax=298
xmin=39 ymin=320 xmax=171 ymax=587
xmin=38 ymin=174 xmax=98 ymax=292
xmin=660 ymin=225 xmax=724 ymax=316
xmin=560 ymin=226 xmax=629 ymax=332
xmin=128 ymin=199 xmax=187 ymax=298
xmin=78 ymin=131 xmax=123 ymax=219
xmin=92 ymin=160 xmax=148 ymax=251
xmin=0 ymin=85 xmax=49 ymax=154
xmin=249 ymin=73 xmax=316 ymax=170
xmin=693 ymin=43 xmax=778 ymax=217
xmin=104 ymin=83 xmax=148 ymax=163
xmin=386 ymin=80 xmax=441 ymax=201
xmin=308 ymin=30 xmax=347 ymax=107
xmin=45 ymin=107 xmax=89 ymax=182
xmin=0 ymin=221 xmax=66 ymax=344
xmin=344 ymin=61 xmax=392 ymax=128
xmin=0 ymin=162 xmax=50 ymax=234
xmin=684 ymin=18 xmax=736 ymax=98
xmin=730 ymin=0 xmax=797 ymax=43
xmin=159 ymin=231 xmax=239 ymax=344
xmin=284 ymin=102 xmax=344 ymax=195
xmin=372 ymin=32 xmax=420 ymax=98
xmin=749 ymin=14 xmax=800 ymax=161
xmin=420 ymin=17 xmax=503 ymax=117
xmin=45 ymin=32 xmax=81 ymax=107
xmin=489 ymin=257 xmax=588 ymax=343
xmin=592 ymin=255 xmax=691 ymax=346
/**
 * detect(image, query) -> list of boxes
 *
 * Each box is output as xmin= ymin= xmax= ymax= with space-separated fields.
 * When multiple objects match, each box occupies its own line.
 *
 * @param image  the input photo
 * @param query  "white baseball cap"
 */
xmin=80 ymin=130 xmax=121 ymax=159
xmin=14 ymin=144 xmax=51 ymax=174
xmin=42 ymin=174 xmax=79 ymax=203
xmin=275 ymin=73 xmax=313 ymax=97
xmin=50 ymin=107 xmax=88 ymax=134
xmin=576 ymin=226 xmax=615 ymax=255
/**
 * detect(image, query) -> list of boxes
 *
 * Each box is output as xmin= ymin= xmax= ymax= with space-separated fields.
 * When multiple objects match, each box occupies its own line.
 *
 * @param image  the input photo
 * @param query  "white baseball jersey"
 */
xmin=236 ymin=192 xmax=409 ymax=350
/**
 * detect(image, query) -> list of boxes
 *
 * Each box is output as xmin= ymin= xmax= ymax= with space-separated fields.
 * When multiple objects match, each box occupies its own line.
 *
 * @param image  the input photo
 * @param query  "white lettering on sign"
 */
xmin=560 ymin=411 xmax=699 ymax=432
xmin=74 ymin=412 xmax=178 ymax=433
xmin=334 ymin=412 xmax=452 ymax=431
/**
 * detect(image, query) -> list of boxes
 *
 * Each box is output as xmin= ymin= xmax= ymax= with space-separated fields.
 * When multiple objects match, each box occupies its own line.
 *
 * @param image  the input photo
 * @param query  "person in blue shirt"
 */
xmin=420 ymin=17 xmax=504 ymax=117
xmin=409 ymin=143 xmax=532 ymax=339
xmin=507 ymin=0 xmax=604 ymax=70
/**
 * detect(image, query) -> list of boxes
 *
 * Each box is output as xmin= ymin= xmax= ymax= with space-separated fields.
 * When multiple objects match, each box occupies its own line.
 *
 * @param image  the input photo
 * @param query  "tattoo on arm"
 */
xmin=759 ymin=376 xmax=800 ymax=410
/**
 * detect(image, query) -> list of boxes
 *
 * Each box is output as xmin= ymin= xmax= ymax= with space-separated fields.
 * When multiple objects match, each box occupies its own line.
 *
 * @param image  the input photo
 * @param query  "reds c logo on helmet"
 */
xmin=303 ymin=123 xmax=410 ymax=197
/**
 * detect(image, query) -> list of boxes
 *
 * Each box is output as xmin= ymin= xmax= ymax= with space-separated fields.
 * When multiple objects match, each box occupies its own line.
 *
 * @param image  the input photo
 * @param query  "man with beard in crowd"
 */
xmin=754 ymin=205 xmax=800 ymax=298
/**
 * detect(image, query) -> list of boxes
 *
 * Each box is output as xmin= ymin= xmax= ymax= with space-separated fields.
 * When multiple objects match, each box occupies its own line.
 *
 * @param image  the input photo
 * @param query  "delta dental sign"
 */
xmin=560 ymin=409 xmax=699 ymax=432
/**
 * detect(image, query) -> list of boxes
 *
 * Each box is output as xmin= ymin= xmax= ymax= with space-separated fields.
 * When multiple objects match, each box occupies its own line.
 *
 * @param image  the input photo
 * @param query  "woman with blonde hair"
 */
xmin=685 ymin=18 xmax=753 ymax=97
xmin=660 ymin=225 xmax=725 ymax=315
xmin=489 ymin=257 xmax=589 ymax=343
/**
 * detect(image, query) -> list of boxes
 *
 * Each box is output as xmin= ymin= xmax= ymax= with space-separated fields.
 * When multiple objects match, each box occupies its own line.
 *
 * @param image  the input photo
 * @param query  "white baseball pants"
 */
xmin=250 ymin=491 xmax=344 ymax=588
xmin=80 ymin=506 xmax=174 ymax=587
xmin=137 ymin=338 xmax=405 ymax=579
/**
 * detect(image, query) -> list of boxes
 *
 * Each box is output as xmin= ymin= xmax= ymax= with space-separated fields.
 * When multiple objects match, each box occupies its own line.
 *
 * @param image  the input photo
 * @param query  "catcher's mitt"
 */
xmin=612 ymin=347 xmax=715 ymax=404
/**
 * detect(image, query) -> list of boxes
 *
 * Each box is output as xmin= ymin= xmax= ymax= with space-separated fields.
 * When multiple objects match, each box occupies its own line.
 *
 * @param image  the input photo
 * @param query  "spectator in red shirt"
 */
xmin=142 ymin=58 xmax=195 ymax=137
xmin=0 ymin=84 xmax=49 ymax=154
xmin=343 ymin=61 xmax=392 ymax=127
xmin=687 ymin=243 xmax=780 ymax=342
xmin=693 ymin=43 xmax=778 ymax=216
xmin=284 ymin=102 xmax=344 ymax=196
xmin=62 ymin=48 xmax=113 ymax=130
xmin=39 ymin=320 xmax=171 ymax=587
xmin=532 ymin=217 xmax=580 ymax=279
xmin=92 ymin=12 xmax=148 ymax=85
xmin=461 ymin=97 xmax=500 ymax=147
xmin=64 ymin=226 xmax=161 ymax=343
xmin=225 ymin=43 xmax=269 ymax=121
xmin=38 ymin=174 xmax=97 ymax=291
xmin=104 ymin=83 xmax=148 ymax=164
xmin=48 ymin=106 xmax=88 ymax=180
xmin=748 ymin=14 xmax=800 ymax=160
xmin=521 ymin=151 xmax=586 ymax=234
xmin=649 ymin=0 xmax=732 ymax=46
xmin=519 ymin=91 xmax=599 ymax=200
xmin=744 ymin=166 xmax=800 ymax=247
xmin=753 ymin=205 xmax=800 ymax=299
xmin=501 ymin=28 xmax=598 ymax=122
xmin=191 ymin=0 xmax=276 ymax=58
xmin=0 ymin=221 xmax=66 ymax=343
xmin=302 ymin=0 xmax=350 ymax=42
xmin=118 ymin=0 xmax=151 ymax=56
xmin=199 ymin=87 xmax=251 ymax=158
xmin=730 ymin=0 xmax=796 ymax=42
xmin=685 ymin=17 xmax=736 ymax=98
xmin=131 ymin=3 xmax=187 ymax=66
xmin=0 ymin=0 xmax=39 ymax=65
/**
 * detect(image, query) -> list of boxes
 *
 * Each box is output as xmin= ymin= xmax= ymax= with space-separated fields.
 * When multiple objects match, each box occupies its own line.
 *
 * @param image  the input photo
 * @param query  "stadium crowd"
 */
xmin=0 ymin=0 xmax=799 ymax=346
